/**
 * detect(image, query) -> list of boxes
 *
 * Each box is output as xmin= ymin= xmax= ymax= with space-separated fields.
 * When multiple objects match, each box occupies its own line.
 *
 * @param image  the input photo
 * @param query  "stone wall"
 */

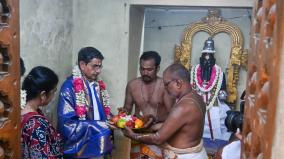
xmin=20 ymin=0 xmax=73 ymax=123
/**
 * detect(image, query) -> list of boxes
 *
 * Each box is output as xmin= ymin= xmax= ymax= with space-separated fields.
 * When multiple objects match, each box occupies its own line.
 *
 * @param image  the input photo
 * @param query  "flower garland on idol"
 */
xmin=72 ymin=65 xmax=111 ymax=120
xmin=191 ymin=64 xmax=223 ymax=110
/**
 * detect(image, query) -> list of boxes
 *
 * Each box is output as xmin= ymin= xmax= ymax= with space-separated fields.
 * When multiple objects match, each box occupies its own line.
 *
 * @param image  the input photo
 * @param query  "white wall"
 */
xmin=72 ymin=0 xmax=130 ymax=111
xmin=20 ymin=0 xmax=73 ymax=123
xmin=128 ymin=6 xmax=145 ymax=81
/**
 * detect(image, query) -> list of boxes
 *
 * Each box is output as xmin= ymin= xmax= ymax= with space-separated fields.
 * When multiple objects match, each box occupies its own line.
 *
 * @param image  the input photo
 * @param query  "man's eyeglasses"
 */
xmin=164 ymin=79 xmax=175 ymax=87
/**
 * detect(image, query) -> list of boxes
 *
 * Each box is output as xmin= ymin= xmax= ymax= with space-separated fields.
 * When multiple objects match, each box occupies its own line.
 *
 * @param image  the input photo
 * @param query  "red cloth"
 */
xmin=21 ymin=111 xmax=63 ymax=159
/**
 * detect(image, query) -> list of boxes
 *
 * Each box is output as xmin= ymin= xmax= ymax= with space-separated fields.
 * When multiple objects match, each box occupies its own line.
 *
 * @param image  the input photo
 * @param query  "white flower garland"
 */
xmin=73 ymin=65 xmax=88 ymax=120
xmin=94 ymin=81 xmax=111 ymax=108
xmin=72 ymin=65 xmax=111 ymax=119
xmin=192 ymin=64 xmax=220 ymax=92
xmin=206 ymin=73 xmax=223 ymax=110
xmin=73 ymin=66 xmax=87 ymax=106
xmin=191 ymin=64 xmax=223 ymax=110
xmin=20 ymin=89 xmax=27 ymax=109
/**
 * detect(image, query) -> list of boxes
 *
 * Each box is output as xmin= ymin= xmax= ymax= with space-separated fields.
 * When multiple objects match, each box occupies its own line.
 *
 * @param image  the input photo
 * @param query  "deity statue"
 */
xmin=190 ymin=37 xmax=231 ymax=154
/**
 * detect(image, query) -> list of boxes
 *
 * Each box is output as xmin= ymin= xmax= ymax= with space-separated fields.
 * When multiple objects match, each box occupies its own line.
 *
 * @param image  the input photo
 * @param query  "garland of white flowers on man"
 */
xmin=72 ymin=65 xmax=111 ymax=120
xmin=191 ymin=64 xmax=223 ymax=110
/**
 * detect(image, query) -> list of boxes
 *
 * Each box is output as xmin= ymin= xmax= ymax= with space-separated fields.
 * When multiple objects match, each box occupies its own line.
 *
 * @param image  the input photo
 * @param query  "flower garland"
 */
xmin=72 ymin=65 xmax=111 ymax=120
xmin=95 ymin=80 xmax=111 ymax=118
xmin=195 ymin=64 xmax=218 ymax=92
xmin=20 ymin=89 xmax=27 ymax=109
xmin=191 ymin=64 xmax=223 ymax=110
xmin=72 ymin=66 xmax=87 ymax=120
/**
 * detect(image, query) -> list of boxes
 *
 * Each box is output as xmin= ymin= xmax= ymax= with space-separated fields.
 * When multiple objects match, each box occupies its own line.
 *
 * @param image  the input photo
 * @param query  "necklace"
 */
xmin=176 ymin=89 xmax=194 ymax=104
xmin=140 ymin=79 xmax=161 ymax=118
xmin=140 ymin=80 xmax=157 ymax=105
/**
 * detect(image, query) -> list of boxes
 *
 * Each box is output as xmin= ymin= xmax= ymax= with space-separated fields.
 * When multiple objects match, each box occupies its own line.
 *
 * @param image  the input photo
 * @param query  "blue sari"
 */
xmin=57 ymin=77 xmax=113 ymax=158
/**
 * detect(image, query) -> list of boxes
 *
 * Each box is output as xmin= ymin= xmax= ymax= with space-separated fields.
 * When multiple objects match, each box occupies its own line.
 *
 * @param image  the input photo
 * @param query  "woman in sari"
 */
xmin=21 ymin=66 xmax=63 ymax=159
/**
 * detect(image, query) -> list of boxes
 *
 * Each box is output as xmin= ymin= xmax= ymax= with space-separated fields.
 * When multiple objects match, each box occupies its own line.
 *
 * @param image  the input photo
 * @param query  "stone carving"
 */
xmin=0 ymin=0 xmax=11 ymax=25
xmin=0 ymin=47 xmax=9 ymax=78
xmin=0 ymin=139 xmax=12 ymax=158
xmin=0 ymin=94 xmax=10 ymax=128
xmin=0 ymin=0 xmax=20 ymax=158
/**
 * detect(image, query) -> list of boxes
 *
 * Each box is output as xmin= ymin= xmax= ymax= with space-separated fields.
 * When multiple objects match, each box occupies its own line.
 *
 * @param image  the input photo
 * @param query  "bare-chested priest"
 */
xmin=122 ymin=51 xmax=174 ymax=159
xmin=123 ymin=63 xmax=208 ymax=159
